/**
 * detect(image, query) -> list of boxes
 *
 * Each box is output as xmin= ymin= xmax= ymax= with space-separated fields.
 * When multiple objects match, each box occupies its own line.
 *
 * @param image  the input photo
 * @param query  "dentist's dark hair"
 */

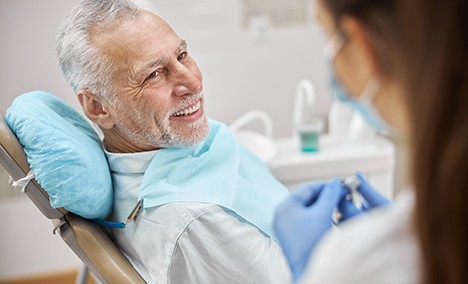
xmin=321 ymin=0 xmax=468 ymax=282
xmin=399 ymin=0 xmax=468 ymax=283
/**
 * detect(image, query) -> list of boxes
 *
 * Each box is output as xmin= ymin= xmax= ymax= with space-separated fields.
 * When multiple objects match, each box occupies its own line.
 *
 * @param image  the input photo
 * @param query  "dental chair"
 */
xmin=0 ymin=111 xmax=145 ymax=284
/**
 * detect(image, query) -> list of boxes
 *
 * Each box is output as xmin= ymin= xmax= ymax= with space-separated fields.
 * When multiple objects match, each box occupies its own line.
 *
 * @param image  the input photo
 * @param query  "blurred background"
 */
xmin=0 ymin=0 xmax=408 ymax=282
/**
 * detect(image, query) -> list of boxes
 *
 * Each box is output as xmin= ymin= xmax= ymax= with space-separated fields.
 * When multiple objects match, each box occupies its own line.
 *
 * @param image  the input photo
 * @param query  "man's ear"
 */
xmin=77 ymin=90 xmax=115 ymax=129
xmin=340 ymin=16 xmax=381 ymax=82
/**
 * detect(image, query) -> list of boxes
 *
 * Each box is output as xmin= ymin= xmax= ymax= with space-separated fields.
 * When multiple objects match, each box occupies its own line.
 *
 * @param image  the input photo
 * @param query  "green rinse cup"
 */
xmin=299 ymin=130 xmax=320 ymax=152
xmin=296 ymin=117 xmax=324 ymax=153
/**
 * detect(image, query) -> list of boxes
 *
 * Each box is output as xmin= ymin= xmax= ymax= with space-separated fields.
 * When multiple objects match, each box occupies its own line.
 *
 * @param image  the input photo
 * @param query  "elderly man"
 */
xmin=56 ymin=0 xmax=291 ymax=283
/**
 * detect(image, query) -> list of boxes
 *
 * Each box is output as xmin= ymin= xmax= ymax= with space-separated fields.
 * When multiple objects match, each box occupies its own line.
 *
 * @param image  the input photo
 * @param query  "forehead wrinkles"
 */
xmin=88 ymin=19 xmax=134 ymax=88
xmin=90 ymin=13 xmax=179 ymax=87
xmin=93 ymin=12 xmax=173 ymax=60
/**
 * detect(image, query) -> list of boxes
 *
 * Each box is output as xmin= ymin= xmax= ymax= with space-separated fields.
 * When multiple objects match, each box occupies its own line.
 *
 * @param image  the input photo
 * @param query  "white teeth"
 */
xmin=172 ymin=101 xmax=201 ymax=117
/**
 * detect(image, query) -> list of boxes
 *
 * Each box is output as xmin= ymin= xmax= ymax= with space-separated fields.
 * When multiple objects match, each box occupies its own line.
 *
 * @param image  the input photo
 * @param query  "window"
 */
xmin=242 ymin=0 xmax=311 ymax=27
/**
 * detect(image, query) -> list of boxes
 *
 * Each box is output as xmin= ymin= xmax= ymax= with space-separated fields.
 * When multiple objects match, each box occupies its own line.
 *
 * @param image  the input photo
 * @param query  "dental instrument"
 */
xmin=332 ymin=175 xmax=367 ymax=224
xmin=343 ymin=175 xmax=365 ymax=210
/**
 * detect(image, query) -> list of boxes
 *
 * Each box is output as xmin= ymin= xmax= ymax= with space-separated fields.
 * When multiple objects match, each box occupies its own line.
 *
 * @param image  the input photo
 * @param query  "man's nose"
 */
xmin=172 ymin=65 xmax=202 ymax=97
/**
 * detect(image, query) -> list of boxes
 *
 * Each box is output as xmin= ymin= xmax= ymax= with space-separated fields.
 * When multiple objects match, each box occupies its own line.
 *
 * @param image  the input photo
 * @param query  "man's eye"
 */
xmin=146 ymin=70 xmax=159 ymax=81
xmin=178 ymin=51 xmax=188 ymax=61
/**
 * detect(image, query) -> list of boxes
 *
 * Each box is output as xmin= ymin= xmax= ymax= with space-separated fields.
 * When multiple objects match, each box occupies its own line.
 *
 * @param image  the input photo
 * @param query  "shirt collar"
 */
xmin=105 ymin=149 xmax=157 ymax=174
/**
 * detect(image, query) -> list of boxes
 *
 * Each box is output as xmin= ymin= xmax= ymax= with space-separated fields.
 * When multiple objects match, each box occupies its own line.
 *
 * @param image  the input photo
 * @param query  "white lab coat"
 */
xmin=300 ymin=190 xmax=420 ymax=284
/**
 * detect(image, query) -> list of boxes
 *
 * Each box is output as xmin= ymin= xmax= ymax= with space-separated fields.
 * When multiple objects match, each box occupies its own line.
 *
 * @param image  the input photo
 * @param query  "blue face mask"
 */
xmin=325 ymin=34 xmax=389 ymax=131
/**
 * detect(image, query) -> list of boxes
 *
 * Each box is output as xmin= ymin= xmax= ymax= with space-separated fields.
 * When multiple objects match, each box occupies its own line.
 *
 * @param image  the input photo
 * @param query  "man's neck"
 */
xmin=102 ymin=128 xmax=159 ymax=153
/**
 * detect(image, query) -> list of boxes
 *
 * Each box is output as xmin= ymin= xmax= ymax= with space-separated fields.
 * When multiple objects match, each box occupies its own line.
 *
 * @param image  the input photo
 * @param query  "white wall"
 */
xmin=0 ymin=0 xmax=333 ymax=279
xmin=0 ymin=0 xmax=83 ymax=112
xmin=0 ymin=196 xmax=82 ymax=279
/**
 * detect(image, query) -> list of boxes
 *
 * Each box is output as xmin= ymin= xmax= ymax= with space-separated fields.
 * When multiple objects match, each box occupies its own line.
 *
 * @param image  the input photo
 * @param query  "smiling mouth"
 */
xmin=171 ymin=101 xmax=201 ymax=117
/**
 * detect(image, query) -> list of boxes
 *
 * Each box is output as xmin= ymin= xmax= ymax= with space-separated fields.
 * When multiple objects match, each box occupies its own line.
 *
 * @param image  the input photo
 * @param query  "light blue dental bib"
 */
xmin=139 ymin=120 xmax=288 ymax=240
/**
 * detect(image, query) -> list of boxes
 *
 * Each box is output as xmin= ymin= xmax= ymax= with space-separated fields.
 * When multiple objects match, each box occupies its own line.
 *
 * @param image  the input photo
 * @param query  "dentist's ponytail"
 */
xmin=399 ymin=0 xmax=468 ymax=283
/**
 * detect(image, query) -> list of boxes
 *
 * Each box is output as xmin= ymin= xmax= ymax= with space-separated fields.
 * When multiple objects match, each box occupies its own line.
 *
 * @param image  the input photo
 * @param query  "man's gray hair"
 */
xmin=56 ymin=0 xmax=158 ymax=101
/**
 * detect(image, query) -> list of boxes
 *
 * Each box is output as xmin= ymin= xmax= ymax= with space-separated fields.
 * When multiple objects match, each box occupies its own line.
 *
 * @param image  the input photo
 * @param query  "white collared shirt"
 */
xmin=106 ymin=150 xmax=291 ymax=284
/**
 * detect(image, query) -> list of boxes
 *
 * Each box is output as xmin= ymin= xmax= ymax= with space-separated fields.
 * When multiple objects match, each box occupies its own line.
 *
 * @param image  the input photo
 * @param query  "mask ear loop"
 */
xmin=324 ymin=32 xmax=347 ymax=59
xmin=360 ymin=78 xmax=381 ymax=105
xmin=358 ymin=78 xmax=392 ymax=133
xmin=324 ymin=30 xmax=381 ymax=105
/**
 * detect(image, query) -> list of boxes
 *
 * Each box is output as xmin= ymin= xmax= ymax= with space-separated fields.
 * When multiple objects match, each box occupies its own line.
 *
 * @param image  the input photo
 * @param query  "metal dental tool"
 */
xmin=343 ymin=175 xmax=365 ymax=210
xmin=332 ymin=175 xmax=367 ymax=225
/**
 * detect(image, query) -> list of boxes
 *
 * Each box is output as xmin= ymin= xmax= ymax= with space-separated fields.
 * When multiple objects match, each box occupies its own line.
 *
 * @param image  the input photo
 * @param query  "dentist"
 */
xmin=273 ymin=0 xmax=468 ymax=283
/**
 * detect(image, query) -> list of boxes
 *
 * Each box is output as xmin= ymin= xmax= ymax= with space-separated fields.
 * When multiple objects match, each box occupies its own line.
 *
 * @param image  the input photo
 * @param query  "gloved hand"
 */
xmin=337 ymin=172 xmax=391 ymax=223
xmin=273 ymin=178 xmax=346 ymax=281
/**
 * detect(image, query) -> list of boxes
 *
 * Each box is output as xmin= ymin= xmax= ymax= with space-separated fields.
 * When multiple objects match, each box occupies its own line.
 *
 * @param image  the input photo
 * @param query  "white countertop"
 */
xmin=269 ymin=136 xmax=395 ymax=183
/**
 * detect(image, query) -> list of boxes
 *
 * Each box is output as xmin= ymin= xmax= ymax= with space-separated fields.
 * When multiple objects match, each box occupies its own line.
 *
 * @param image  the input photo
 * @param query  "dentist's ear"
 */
xmin=77 ymin=90 xmax=115 ymax=130
xmin=339 ymin=16 xmax=382 ymax=81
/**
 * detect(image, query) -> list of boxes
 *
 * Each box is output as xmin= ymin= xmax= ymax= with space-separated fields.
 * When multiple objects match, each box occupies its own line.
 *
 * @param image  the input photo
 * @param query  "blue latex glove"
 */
xmin=273 ymin=178 xmax=346 ymax=281
xmin=337 ymin=172 xmax=391 ymax=222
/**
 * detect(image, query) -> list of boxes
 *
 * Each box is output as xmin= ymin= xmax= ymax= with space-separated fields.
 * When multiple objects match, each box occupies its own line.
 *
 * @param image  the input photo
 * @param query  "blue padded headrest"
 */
xmin=6 ymin=91 xmax=112 ymax=219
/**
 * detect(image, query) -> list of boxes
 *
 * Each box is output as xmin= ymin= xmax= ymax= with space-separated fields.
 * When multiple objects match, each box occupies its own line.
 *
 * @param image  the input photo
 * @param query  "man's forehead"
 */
xmin=90 ymin=11 xmax=180 ymax=65
xmin=92 ymin=12 xmax=172 ymax=47
xmin=114 ymin=11 xmax=170 ymax=37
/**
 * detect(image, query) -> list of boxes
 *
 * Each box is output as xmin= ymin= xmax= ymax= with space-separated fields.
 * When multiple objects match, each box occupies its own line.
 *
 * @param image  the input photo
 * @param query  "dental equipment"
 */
xmin=229 ymin=110 xmax=277 ymax=162
xmin=294 ymin=79 xmax=315 ymax=128
xmin=332 ymin=175 xmax=367 ymax=224
xmin=294 ymin=80 xmax=324 ymax=152
xmin=343 ymin=175 xmax=365 ymax=210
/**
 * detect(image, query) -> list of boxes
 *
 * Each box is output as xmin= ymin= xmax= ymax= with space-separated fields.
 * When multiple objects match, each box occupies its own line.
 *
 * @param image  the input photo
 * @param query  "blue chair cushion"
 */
xmin=6 ymin=91 xmax=112 ymax=219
